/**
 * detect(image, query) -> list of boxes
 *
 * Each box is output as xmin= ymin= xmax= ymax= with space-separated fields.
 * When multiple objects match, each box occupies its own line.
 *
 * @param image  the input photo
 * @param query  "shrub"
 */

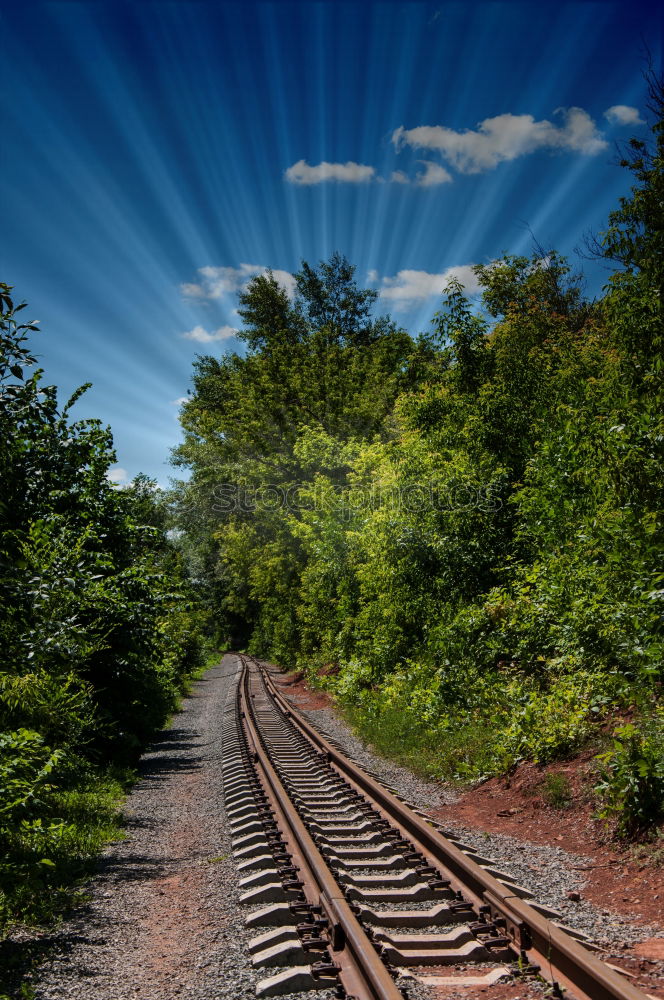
xmin=0 ymin=286 xmax=208 ymax=931
xmin=542 ymin=773 xmax=573 ymax=808
xmin=595 ymin=712 xmax=664 ymax=837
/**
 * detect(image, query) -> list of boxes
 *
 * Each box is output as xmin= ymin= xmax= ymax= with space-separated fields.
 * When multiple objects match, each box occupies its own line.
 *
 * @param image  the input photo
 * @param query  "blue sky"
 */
xmin=1 ymin=0 xmax=660 ymax=485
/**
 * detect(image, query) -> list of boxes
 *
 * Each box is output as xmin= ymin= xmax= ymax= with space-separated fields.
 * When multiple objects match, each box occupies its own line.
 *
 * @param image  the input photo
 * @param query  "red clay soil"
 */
xmin=271 ymin=669 xmax=335 ymax=710
xmin=432 ymin=759 xmax=664 ymax=997
xmin=431 ymin=753 xmax=663 ymax=930
xmin=274 ymin=668 xmax=664 ymax=997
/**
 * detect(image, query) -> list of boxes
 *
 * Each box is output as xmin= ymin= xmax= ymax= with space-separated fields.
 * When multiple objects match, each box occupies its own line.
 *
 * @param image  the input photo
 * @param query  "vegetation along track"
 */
xmin=223 ymin=655 xmax=653 ymax=1000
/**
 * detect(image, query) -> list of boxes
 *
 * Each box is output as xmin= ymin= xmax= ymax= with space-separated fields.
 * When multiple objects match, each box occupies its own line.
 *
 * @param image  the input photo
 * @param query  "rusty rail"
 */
xmin=256 ymin=658 xmax=650 ymax=1000
xmin=239 ymin=657 xmax=405 ymax=999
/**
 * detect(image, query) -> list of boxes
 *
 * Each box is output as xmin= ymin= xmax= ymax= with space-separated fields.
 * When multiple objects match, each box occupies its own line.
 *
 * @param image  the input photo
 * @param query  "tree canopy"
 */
xmin=0 ymin=288 xmax=208 ymax=928
xmin=171 ymin=91 xmax=663 ymax=835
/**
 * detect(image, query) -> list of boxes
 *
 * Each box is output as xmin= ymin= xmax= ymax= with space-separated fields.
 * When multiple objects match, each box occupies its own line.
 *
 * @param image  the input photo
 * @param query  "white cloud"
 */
xmin=107 ymin=466 xmax=128 ymax=484
xmin=181 ymin=325 xmax=239 ymax=343
xmin=392 ymin=107 xmax=607 ymax=174
xmin=171 ymin=396 xmax=189 ymax=406
xmin=179 ymin=282 xmax=207 ymax=298
xmin=284 ymin=159 xmax=376 ymax=185
xmin=415 ymin=161 xmax=453 ymax=187
xmin=266 ymin=269 xmax=297 ymax=298
xmin=389 ymin=169 xmax=410 ymax=184
xmin=378 ymin=265 xmax=480 ymax=310
xmin=180 ymin=264 xmax=296 ymax=301
xmin=604 ymin=104 xmax=644 ymax=126
xmin=366 ymin=268 xmax=379 ymax=283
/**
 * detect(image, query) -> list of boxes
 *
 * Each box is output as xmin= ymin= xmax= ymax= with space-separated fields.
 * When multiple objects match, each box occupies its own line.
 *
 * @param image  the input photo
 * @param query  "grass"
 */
xmin=628 ymin=831 xmax=664 ymax=867
xmin=0 ymin=650 xmax=225 ymax=997
xmin=541 ymin=773 xmax=573 ymax=808
xmin=342 ymin=701 xmax=498 ymax=783
xmin=0 ymin=769 xmax=130 ymax=927
xmin=1 ymin=651 xmax=224 ymax=936
xmin=183 ymin=649 xmax=225 ymax=689
xmin=0 ymin=767 xmax=131 ymax=999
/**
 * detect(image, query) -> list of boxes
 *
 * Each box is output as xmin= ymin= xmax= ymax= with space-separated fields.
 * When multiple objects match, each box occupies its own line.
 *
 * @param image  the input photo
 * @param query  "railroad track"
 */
xmin=222 ymin=654 xmax=652 ymax=1000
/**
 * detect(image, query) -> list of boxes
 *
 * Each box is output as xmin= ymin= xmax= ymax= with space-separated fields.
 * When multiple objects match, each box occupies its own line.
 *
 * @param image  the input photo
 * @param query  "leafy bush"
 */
xmin=595 ymin=713 xmax=664 ymax=837
xmin=171 ymin=90 xmax=664 ymax=838
xmin=0 ymin=730 xmax=62 ymax=834
xmin=0 ymin=285 xmax=209 ymax=932
xmin=542 ymin=773 xmax=573 ymax=809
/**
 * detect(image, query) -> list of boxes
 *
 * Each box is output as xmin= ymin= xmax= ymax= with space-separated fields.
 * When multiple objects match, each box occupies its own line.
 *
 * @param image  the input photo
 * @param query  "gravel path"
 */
xmin=14 ymin=657 xmax=659 ymax=1000
xmin=24 ymin=656 xmax=275 ymax=1000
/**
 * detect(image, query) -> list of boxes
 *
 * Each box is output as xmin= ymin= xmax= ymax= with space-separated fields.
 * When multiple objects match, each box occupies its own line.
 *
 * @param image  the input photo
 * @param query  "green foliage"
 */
xmin=541 ymin=773 xmax=573 ymax=809
xmin=595 ymin=712 xmax=664 ymax=837
xmin=172 ymin=93 xmax=664 ymax=838
xmin=171 ymin=255 xmax=415 ymax=651
xmin=0 ymin=730 xmax=62 ymax=830
xmin=0 ymin=285 xmax=208 ymax=934
xmin=0 ymin=763 xmax=128 ymax=930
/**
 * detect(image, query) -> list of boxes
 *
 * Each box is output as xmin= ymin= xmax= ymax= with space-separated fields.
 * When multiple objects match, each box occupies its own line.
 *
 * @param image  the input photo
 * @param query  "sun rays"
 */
xmin=2 ymin=0 xmax=658 ymax=481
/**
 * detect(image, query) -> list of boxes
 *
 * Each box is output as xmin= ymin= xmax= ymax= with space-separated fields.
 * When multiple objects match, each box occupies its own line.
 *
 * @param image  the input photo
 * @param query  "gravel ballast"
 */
xmin=24 ymin=655 xmax=348 ymax=1000
xmin=28 ymin=655 xmax=334 ymax=1000
xmin=293 ymin=701 xmax=662 ymax=950
xmin=29 ymin=656 xmax=251 ymax=999
xmin=20 ymin=656 xmax=660 ymax=1000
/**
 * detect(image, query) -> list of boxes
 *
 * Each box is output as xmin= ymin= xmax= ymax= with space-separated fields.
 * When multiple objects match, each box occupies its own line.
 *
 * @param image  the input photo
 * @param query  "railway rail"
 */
xmin=222 ymin=654 xmax=653 ymax=1000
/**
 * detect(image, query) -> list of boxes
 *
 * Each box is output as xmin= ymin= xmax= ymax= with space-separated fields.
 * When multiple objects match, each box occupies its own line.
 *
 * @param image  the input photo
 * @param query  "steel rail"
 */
xmin=257 ymin=659 xmax=650 ymax=1000
xmin=239 ymin=657 xmax=405 ymax=1000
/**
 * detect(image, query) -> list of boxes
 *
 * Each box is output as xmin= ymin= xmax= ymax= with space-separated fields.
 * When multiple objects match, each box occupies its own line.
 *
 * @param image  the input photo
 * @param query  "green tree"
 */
xmin=0 ymin=286 xmax=207 ymax=928
xmin=172 ymin=255 xmax=416 ymax=651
